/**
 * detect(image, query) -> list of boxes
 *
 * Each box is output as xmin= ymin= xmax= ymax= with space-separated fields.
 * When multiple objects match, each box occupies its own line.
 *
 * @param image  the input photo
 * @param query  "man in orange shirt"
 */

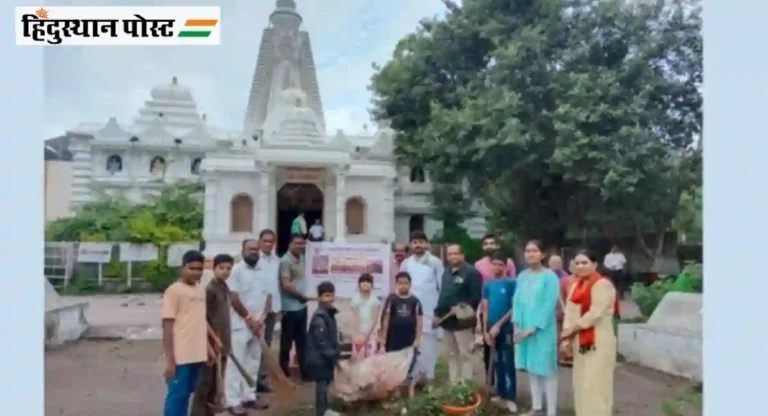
xmin=162 ymin=250 xmax=208 ymax=416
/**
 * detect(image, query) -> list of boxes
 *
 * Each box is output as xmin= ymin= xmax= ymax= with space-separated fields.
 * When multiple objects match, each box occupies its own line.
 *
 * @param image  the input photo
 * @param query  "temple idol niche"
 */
xmin=150 ymin=156 xmax=166 ymax=177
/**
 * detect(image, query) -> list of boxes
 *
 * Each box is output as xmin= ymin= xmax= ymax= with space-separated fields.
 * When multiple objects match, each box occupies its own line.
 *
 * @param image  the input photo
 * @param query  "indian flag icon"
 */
xmin=178 ymin=19 xmax=218 ymax=38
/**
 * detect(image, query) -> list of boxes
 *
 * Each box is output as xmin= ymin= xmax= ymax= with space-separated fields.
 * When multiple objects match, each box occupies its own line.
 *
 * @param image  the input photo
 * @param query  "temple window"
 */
xmin=106 ymin=154 xmax=123 ymax=174
xmin=410 ymin=166 xmax=426 ymax=183
xmin=190 ymin=158 xmax=202 ymax=175
xmin=149 ymin=156 xmax=166 ymax=177
xmin=345 ymin=197 xmax=366 ymax=235
xmin=409 ymin=215 xmax=425 ymax=235
xmin=231 ymin=194 xmax=254 ymax=233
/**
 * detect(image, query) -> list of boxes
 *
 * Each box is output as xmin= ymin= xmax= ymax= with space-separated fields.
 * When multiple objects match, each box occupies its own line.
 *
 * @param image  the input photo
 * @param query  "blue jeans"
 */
xmin=493 ymin=334 xmax=516 ymax=401
xmin=164 ymin=362 xmax=204 ymax=416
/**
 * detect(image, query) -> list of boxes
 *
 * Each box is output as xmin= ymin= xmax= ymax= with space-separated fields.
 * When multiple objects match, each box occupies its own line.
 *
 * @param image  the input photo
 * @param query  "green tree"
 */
xmin=370 ymin=0 xmax=702 ymax=264
xmin=46 ymin=181 xmax=203 ymax=243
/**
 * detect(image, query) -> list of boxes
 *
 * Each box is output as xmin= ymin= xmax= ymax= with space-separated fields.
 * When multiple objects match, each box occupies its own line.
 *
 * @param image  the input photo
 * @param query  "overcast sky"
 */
xmin=43 ymin=0 xmax=447 ymax=139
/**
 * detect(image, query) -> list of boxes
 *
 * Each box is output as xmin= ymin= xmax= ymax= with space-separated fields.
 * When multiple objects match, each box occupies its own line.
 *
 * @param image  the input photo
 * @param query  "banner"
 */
xmin=119 ymin=243 xmax=158 ymax=262
xmin=306 ymin=242 xmax=391 ymax=298
xmin=167 ymin=242 xmax=201 ymax=266
xmin=77 ymin=242 xmax=112 ymax=263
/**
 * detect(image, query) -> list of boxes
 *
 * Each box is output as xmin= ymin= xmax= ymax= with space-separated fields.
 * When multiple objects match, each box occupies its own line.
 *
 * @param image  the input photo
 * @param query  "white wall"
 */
xmin=45 ymin=161 xmax=73 ymax=222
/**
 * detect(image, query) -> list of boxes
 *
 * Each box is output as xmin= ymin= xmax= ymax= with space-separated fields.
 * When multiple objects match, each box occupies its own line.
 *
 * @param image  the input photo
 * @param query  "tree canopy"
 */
xmin=370 ymin=0 xmax=702 ymax=262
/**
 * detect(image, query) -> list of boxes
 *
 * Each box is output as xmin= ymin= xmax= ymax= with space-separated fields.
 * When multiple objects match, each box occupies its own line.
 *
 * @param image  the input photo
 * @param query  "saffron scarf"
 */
xmin=569 ymin=272 xmax=621 ymax=353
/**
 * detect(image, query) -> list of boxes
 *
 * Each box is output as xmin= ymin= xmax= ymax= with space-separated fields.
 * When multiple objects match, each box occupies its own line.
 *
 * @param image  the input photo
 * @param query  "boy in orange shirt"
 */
xmin=162 ymin=250 xmax=208 ymax=416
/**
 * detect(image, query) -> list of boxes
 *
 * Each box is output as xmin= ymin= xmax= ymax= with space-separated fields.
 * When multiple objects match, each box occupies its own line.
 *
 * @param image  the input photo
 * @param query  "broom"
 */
xmin=207 ymin=324 xmax=255 ymax=387
xmin=251 ymin=328 xmax=298 ymax=403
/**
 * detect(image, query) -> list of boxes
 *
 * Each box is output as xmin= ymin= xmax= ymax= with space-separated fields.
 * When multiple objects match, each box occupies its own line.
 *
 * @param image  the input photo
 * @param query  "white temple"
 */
xmin=62 ymin=0 xmax=486 ymax=255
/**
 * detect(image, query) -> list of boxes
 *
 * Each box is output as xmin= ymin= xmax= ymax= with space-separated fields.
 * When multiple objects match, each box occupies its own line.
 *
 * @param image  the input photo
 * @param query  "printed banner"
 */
xmin=16 ymin=6 xmax=221 ymax=46
xmin=77 ymin=242 xmax=112 ymax=263
xmin=119 ymin=243 xmax=158 ymax=262
xmin=167 ymin=242 xmax=201 ymax=267
xmin=306 ymin=242 xmax=391 ymax=298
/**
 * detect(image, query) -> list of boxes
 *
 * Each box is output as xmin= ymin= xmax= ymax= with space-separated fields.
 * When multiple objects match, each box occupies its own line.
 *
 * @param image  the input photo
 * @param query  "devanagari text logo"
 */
xmin=15 ymin=6 xmax=221 ymax=46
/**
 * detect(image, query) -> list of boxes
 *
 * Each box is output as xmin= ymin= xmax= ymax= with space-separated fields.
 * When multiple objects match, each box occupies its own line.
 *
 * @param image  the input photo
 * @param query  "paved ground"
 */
xmin=45 ymin=339 xmax=698 ymax=416
xmin=45 ymin=294 xmax=697 ymax=415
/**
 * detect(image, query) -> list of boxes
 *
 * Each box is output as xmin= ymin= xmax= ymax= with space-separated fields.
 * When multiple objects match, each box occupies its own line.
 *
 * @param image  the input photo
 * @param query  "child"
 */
xmin=481 ymin=251 xmax=518 ymax=412
xmin=381 ymin=271 xmax=423 ymax=397
xmin=162 ymin=250 xmax=207 ymax=416
xmin=305 ymin=281 xmax=342 ymax=416
xmin=350 ymin=273 xmax=381 ymax=360
xmin=190 ymin=254 xmax=234 ymax=416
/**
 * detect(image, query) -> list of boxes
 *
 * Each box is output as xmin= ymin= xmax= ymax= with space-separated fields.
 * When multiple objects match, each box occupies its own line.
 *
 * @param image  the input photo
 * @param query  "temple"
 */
xmin=58 ymin=0 xmax=486 ymax=255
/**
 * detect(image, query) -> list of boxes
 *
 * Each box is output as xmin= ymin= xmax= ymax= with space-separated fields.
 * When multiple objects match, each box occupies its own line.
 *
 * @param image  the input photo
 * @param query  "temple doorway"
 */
xmin=276 ymin=183 xmax=323 ymax=255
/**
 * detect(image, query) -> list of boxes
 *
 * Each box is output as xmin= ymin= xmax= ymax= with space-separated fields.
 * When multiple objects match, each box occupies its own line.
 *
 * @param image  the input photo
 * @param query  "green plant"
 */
xmin=631 ymin=262 xmax=703 ymax=317
xmin=661 ymin=383 xmax=702 ymax=415
xmin=59 ymin=278 xmax=103 ymax=295
xmin=142 ymin=260 xmax=178 ymax=292
xmin=46 ymin=182 xmax=202 ymax=293
xmin=631 ymin=278 xmax=676 ymax=317
xmin=672 ymin=262 xmax=703 ymax=293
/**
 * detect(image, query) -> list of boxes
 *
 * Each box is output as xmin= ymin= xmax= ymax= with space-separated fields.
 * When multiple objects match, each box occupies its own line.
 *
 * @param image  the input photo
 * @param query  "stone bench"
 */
xmin=618 ymin=292 xmax=702 ymax=381
xmin=45 ymin=299 xmax=90 ymax=348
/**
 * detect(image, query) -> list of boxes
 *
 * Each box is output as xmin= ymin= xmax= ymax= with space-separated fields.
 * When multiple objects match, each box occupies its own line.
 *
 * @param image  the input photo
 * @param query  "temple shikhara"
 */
xmin=53 ymin=0 xmax=486 ymax=254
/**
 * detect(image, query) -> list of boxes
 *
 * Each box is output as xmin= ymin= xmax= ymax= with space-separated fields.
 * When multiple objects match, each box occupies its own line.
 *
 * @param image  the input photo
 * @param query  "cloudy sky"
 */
xmin=44 ymin=0 xmax=447 ymax=138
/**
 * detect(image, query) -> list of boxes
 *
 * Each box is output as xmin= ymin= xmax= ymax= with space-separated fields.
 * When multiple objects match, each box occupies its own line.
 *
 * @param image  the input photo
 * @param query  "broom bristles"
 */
xmin=254 ymin=336 xmax=298 ymax=403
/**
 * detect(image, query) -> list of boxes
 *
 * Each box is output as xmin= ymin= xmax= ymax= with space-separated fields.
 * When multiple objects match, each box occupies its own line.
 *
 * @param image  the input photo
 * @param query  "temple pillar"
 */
xmin=202 ymin=176 xmax=219 ymax=240
xmin=258 ymin=165 xmax=272 ymax=233
xmin=335 ymin=169 xmax=346 ymax=242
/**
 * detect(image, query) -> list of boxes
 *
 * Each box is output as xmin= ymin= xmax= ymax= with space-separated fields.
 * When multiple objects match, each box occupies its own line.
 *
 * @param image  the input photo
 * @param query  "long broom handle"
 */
xmin=207 ymin=324 xmax=256 ymax=388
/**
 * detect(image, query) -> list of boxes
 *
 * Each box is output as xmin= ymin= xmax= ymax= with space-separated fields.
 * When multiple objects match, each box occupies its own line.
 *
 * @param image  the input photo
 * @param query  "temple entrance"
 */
xmin=276 ymin=183 xmax=323 ymax=255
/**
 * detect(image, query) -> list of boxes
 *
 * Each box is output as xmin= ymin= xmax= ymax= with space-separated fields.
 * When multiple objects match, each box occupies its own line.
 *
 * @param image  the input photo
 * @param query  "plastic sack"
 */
xmin=332 ymin=347 xmax=416 ymax=402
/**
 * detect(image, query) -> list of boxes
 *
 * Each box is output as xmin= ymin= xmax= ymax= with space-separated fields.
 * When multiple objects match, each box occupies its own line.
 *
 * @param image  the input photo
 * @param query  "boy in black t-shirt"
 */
xmin=381 ymin=271 xmax=422 ymax=397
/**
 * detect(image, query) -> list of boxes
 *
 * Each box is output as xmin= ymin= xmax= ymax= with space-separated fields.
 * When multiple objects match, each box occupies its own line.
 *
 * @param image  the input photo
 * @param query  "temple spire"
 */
xmin=276 ymin=0 xmax=296 ymax=10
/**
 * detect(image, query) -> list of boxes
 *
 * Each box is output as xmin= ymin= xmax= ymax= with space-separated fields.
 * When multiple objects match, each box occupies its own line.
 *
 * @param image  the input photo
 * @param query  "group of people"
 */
xmin=378 ymin=232 xmax=621 ymax=416
xmin=160 ymin=227 xmax=621 ymax=416
xmin=161 ymin=230 xmax=325 ymax=416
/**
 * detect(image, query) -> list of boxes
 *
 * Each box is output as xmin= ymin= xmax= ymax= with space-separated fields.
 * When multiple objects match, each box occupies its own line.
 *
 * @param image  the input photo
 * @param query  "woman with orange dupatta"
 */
xmin=560 ymin=249 xmax=620 ymax=416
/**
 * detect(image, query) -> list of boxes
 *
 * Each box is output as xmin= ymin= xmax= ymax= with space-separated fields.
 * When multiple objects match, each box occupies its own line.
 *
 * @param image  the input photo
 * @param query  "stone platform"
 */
xmin=45 ymin=280 xmax=89 ymax=348
xmin=618 ymin=292 xmax=702 ymax=381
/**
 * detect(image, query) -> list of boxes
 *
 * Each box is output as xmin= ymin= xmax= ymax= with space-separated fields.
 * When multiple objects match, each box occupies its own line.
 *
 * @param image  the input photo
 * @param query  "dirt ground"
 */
xmin=45 ymin=339 xmax=700 ymax=416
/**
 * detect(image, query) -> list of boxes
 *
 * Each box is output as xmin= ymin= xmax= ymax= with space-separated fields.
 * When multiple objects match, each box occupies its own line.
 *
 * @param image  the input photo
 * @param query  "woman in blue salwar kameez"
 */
xmin=513 ymin=240 xmax=561 ymax=416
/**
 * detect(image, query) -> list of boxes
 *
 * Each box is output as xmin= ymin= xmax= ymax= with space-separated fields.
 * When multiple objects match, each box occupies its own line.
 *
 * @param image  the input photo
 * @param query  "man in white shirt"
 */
xmin=400 ymin=230 xmax=444 ymax=385
xmin=225 ymin=239 xmax=271 ymax=413
xmin=308 ymin=219 xmax=324 ymax=242
xmin=254 ymin=229 xmax=282 ymax=393
xmin=603 ymin=244 xmax=628 ymax=299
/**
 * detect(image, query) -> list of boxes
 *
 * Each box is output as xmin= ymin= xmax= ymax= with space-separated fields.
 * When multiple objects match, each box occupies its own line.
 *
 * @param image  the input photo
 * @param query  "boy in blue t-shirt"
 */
xmin=480 ymin=250 xmax=518 ymax=412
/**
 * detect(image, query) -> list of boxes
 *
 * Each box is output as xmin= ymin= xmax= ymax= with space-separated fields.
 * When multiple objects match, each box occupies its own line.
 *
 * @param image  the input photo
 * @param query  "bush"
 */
xmin=142 ymin=260 xmax=178 ymax=292
xmin=631 ymin=262 xmax=702 ymax=317
xmin=46 ymin=182 xmax=203 ymax=293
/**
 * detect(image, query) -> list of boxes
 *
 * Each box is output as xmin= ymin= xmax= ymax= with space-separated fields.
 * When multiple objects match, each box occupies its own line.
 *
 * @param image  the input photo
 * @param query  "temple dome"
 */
xmin=150 ymin=76 xmax=194 ymax=102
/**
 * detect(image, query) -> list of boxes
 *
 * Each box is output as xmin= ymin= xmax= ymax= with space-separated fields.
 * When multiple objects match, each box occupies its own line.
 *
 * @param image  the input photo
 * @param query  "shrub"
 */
xmin=631 ymin=262 xmax=702 ymax=317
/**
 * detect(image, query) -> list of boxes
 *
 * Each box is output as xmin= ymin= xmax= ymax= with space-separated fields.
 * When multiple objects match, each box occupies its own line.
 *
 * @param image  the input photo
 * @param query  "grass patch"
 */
xmin=661 ymin=383 xmax=702 ymax=416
